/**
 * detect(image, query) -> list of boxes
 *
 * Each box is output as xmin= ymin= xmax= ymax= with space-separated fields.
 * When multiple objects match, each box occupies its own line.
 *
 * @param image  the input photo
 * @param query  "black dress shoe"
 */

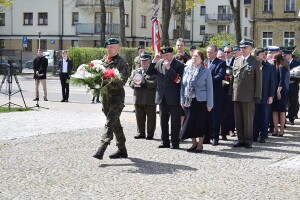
xmin=233 ymin=142 xmax=245 ymax=148
xmin=170 ymin=145 xmax=179 ymax=149
xmin=158 ymin=144 xmax=170 ymax=148
xmin=253 ymin=138 xmax=258 ymax=142
xmin=93 ymin=148 xmax=106 ymax=160
xmin=146 ymin=136 xmax=153 ymax=140
xmin=194 ymin=148 xmax=203 ymax=153
xmin=109 ymin=150 xmax=128 ymax=159
xmin=244 ymin=143 xmax=252 ymax=149
xmin=134 ymin=135 xmax=145 ymax=139
xmin=187 ymin=145 xmax=197 ymax=152
xmin=258 ymin=138 xmax=265 ymax=143
xmin=61 ymin=99 xmax=65 ymax=102
xmin=33 ymin=98 xmax=39 ymax=101
xmin=65 ymin=99 xmax=68 ymax=102
xmin=211 ymin=139 xmax=219 ymax=146
xmin=221 ymin=135 xmax=228 ymax=140
xmin=44 ymin=97 xmax=48 ymax=101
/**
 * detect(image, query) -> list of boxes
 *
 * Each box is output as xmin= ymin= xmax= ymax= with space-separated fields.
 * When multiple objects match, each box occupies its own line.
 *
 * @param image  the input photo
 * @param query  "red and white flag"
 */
xmin=152 ymin=17 xmax=161 ymax=55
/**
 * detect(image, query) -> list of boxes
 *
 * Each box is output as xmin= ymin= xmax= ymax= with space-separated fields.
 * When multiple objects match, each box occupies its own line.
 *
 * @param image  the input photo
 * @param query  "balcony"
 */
xmin=75 ymin=0 xmax=119 ymax=7
xmin=173 ymin=29 xmax=190 ymax=40
xmin=75 ymin=23 xmax=120 ymax=36
xmin=205 ymin=14 xmax=233 ymax=23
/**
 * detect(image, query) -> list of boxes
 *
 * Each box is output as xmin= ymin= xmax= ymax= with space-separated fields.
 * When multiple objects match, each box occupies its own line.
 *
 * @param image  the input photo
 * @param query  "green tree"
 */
xmin=0 ymin=0 xmax=12 ymax=8
xmin=208 ymin=32 xmax=237 ymax=48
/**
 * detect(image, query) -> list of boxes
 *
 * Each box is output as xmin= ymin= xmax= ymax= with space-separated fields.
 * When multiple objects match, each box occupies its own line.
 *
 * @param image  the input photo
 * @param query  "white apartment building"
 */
xmin=0 ymin=0 xmax=250 ymax=56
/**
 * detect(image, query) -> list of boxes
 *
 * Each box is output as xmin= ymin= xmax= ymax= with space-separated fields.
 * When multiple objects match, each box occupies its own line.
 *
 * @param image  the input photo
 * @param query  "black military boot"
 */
xmin=109 ymin=148 xmax=128 ymax=159
xmin=93 ymin=148 xmax=106 ymax=160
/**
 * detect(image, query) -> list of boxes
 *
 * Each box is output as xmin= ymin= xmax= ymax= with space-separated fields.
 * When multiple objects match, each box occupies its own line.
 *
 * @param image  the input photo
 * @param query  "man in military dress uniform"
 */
xmin=129 ymin=53 xmax=157 ymax=140
xmin=93 ymin=38 xmax=130 ymax=160
xmin=230 ymin=38 xmax=262 ymax=148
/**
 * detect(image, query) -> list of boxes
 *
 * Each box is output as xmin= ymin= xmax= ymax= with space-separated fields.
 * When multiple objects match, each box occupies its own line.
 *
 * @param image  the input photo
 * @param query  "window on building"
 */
xmin=245 ymin=8 xmax=248 ymax=18
xmin=24 ymin=39 xmax=32 ymax=52
xmin=200 ymin=25 xmax=205 ymax=35
xmin=0 ymin=39 xmax=4 ymax=49
xmin=244 ymin=27 xmax=248 ymax=36
xmin=285 ymin=0 xmax=295 ymax=11
xmin=263 ymin=0 xmax=273 ymax=12
xmin=141 ymin=15 xmax=146 ymax=28
xmin=0 ymin=13 xmax=5 ymax=26
xmin=38 ymin=13 xmax=48 ymax=25
xmin=152 ymin=0 xmax=158 ymax=4
xmin=200 ymin=6 xmax=206 ymax=16
xmin=262 ymin=32 xmax=273 ymax=47
xmin=217 ymin=25 xmax=228 ymax=33
xmin=24 ymin=13 xmax=33 ymax=25
xmin=38 ymin=39 xmax=47 ymax=50
xmin=72 ymin=40 xmax=79 ymax=47
xmin=284 ymin=32 xmax=295 ymax=46
xmin=72 ymin=12 xmax=79 ymax=25
xmin=125 ymin=14 xmax=129 ymax=27
xmin=106 ymin=12 xmax=112 ymax=24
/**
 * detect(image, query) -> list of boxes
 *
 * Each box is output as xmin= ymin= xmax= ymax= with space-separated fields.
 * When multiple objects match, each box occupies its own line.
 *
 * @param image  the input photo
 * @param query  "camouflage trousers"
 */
xmin=100 ymin=99 xmax=126 ymax=150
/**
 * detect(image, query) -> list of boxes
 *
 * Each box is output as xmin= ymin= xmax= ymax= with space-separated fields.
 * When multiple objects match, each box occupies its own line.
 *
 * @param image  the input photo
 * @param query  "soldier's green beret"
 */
xmin=105 ymin=38 xmax=119 ymax=47
xmin=222 ymin=41 xmax=230 ymax=47
xmin=160 ymin=47 xmax=173 ymax=54
xmin=140 ymin=53 xmax=151 ymax=60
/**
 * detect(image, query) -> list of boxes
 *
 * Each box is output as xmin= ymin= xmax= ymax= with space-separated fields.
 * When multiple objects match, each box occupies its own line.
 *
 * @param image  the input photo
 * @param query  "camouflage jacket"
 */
xmin=101 ymin=54 xmax=130 ymax=98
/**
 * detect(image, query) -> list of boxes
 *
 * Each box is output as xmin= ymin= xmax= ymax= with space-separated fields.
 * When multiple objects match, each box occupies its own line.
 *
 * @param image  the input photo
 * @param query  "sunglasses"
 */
xmin=224 ymin=51 xmax=232 ymax=54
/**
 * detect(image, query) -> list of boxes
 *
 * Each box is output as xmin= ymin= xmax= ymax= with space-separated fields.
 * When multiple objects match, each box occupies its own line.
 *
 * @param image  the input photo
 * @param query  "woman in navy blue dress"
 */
xmin=272 ymin=53 xmax=289 ymax=136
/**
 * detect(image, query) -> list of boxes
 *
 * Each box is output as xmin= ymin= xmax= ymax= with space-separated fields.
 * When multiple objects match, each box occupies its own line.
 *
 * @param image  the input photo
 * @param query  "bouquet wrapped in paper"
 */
xmin=70 ymin=60 xmax=121 ymax=97
xmin=222 ymin=67 xmax=233 ymax=85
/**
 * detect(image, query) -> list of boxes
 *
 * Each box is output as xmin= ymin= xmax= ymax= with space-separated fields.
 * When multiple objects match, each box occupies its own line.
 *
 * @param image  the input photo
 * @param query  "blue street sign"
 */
xmin=23 ymin=36 xmax=27 ymax=45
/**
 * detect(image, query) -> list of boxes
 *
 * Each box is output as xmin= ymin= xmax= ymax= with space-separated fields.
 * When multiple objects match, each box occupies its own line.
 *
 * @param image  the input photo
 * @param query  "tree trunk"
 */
xmin=179 ymin=0 xmax=186 ymax=38
xmin=229 ymin=0 xmax=241 ymax=44
xmin=119 ymin=0 xmax=128 ymax=47
xmin=99 ymin=0 xmax=106 ymax=47
xmin=161 ymin=0 xmax=172 ymax=46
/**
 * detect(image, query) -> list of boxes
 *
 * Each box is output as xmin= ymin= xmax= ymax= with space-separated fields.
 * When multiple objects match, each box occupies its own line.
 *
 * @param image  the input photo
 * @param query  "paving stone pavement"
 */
xmin=0 ymin=78 xmax=300 ymax=199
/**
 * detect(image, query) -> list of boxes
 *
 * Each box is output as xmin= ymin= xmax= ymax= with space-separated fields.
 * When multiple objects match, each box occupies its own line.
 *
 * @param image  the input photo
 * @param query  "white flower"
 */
xmin=93 ymin=63 xmax=106 ymax=73
xmin=90 ymin=60 xmax=103 ymax=65
xmin=77 ymin=64 xmax=88 ymax=72
xmin=113 ymin=68 xmax=121 ymax=79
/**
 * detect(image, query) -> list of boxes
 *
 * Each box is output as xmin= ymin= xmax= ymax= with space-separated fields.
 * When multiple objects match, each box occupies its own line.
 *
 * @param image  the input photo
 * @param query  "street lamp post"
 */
xmin=143 ymin=35 xmax=147 ymax=48
xmin=37 ymin=31 xmax=41 ymax=49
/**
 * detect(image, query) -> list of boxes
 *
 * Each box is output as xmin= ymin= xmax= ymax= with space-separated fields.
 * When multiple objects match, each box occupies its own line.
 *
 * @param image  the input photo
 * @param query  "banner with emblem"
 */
xmin=151 ymin=17 xmax=161 ymax=55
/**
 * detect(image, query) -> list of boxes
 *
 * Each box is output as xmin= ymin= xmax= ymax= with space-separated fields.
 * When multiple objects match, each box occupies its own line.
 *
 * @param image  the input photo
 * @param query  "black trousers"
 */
xmin=159 ymin=98 xmax=181 ymax=146
xmin=60 ymin=73 xmax=70 ymax=100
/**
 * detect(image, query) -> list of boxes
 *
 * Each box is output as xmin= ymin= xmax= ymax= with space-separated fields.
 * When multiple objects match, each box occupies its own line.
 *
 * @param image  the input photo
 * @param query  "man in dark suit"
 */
xmin=221 ymin=45 xmax=236 ymax=138
xmin=205 ymin=44 xmax=226 ymax=146
xmin=230 ymin=38 xmax=262 ymax=148
xmin=129 ymin=53 xmax=157 ymax=140
xmin=253 ymin=48 xmax=275 ymax=143
xmin=33 ymin=49 xmax=48 ymax=101
xmin=284 ymin=48 xmax=300 ymax=125
xmin=58 ymin=50 xmax=73 ymax=102
xmin=147 ymin=47 xmax=185 ymax=149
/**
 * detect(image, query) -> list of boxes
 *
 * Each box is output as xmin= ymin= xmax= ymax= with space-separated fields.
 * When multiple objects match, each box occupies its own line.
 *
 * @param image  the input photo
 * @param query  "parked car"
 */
xmin=25 ymin=60 xmax=33 ymax=69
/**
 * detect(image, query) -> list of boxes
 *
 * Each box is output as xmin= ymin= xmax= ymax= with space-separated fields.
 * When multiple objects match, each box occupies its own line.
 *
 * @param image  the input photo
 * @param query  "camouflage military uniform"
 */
xmin=99 ymin=54 xmax=130 ymax=151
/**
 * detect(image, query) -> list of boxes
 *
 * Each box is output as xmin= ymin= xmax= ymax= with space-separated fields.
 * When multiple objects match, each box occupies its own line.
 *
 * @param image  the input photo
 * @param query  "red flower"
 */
xmin=89 ymin=63 xmax=94 ymax=67
xmin=203 ymin=62 xmax=207 ymax=67
xmin=103 ymin=68 xmax=115 ymax=80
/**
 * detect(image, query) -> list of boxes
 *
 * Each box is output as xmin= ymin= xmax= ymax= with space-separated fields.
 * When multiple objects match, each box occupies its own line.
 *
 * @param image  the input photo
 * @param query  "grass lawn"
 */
xmin=0 ymin=107 xmax=31 ymax=113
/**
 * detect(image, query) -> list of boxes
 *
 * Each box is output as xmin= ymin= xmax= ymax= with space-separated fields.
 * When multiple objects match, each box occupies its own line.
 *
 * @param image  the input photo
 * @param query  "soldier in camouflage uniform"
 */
xmin=93 ymin=38 xmax=130 ymax=160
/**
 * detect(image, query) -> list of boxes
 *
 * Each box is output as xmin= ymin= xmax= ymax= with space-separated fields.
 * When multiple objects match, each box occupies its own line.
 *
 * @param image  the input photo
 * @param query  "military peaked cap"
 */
xmin=140 ymin=53 xmax=151 ymax=60
xmin=239 ymin=38 xmax=254 ymax=47
xmin=233 ymin=46 xmax=240 ymax=51
xmin=267 ymin=46 xmax=279 ymax=52
xmin=160 ymin=47 xmax=173 ymax=54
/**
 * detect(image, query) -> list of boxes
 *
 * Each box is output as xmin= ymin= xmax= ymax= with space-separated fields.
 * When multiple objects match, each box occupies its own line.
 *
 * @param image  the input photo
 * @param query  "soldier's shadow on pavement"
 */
xmin=99 ymin=157 xmax=198 ymax=174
